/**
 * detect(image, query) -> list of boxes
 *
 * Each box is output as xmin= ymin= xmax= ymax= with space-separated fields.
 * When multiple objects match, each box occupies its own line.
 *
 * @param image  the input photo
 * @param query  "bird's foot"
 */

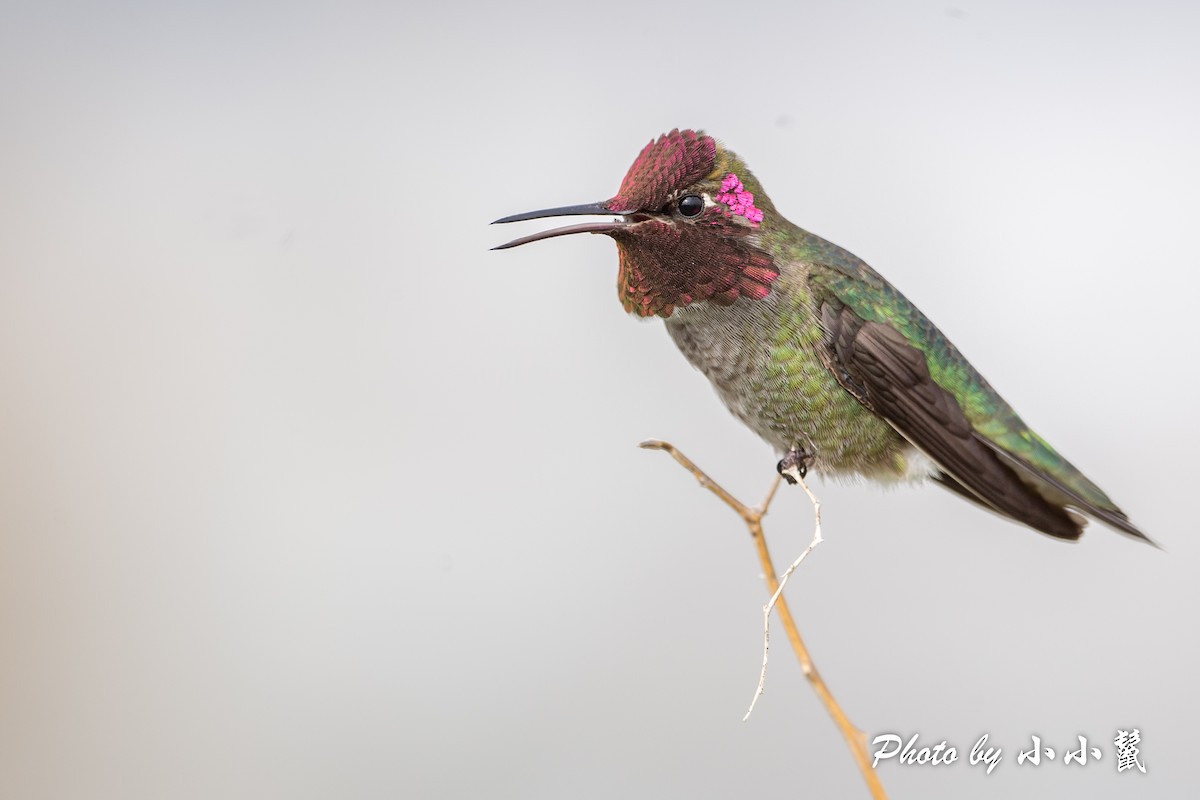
xmin=776 ymin=447 xmax=814 ymax=485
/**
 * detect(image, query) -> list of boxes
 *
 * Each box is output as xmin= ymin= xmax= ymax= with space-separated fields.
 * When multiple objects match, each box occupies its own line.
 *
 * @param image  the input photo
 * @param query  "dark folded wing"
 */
xmin=820 ymin=301 xmax=1082 ymax=539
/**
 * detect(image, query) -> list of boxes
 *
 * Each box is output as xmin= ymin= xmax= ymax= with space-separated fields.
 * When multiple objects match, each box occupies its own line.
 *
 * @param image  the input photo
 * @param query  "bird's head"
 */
xmin=494 ymin=129 xmax=780 ymax=318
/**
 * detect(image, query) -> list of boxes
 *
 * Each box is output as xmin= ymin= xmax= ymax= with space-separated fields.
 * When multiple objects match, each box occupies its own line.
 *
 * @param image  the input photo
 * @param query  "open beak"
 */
xmin=491 ymin=201 xmax=629 ymax=250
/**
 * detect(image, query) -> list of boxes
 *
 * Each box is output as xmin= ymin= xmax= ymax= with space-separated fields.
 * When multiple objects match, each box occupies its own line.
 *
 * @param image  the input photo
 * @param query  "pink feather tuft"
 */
xmin=715 ymin=173 xmax=764 ymax=225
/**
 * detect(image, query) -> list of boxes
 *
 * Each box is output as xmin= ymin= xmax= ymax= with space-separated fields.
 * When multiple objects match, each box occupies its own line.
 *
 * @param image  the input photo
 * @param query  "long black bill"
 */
xmin=491 ymin=201 xmax=627 ymax=250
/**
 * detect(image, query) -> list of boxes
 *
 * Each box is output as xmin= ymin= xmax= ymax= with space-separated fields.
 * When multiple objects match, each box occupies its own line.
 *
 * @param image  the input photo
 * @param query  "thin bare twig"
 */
xmin=744 ymin=464 xmax=822 ymax=720
xmin=639 ymin=439 xmax=886 ymax=800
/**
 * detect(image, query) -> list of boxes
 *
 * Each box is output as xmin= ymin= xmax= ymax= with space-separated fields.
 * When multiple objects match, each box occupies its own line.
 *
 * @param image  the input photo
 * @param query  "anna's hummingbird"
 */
xmin=494 ymin=129 xmax=1149 ymax=543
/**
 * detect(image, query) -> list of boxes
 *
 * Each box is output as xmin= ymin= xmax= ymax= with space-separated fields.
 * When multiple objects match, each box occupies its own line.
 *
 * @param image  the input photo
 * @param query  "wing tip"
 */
xmin=933 ymin=471 xmax=1083 ymax=541
xmin=1082 ymin=507 xmax=1160 ymax=549
xmin=979 ymin=440 xmax=1159 ymax=548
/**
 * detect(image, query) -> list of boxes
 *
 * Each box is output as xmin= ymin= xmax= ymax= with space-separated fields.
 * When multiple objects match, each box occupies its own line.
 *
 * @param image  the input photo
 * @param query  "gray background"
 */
xmin=2 ymin=1 xmax=1197 ymax=798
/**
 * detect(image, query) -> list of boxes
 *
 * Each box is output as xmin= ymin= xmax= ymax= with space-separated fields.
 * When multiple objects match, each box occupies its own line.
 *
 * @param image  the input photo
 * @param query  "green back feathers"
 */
xmin=794 ymin=230 xmax=1122 ymax=515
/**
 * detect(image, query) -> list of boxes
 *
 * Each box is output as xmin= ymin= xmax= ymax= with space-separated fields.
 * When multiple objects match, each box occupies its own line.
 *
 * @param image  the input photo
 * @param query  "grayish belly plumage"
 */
xmin=663 ymin=291 xmax=923 ymax=481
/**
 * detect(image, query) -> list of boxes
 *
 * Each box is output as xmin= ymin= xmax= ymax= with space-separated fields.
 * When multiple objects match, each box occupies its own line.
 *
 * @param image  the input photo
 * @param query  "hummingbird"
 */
xmin=493 ymin=129 xmax=1150 ymax=544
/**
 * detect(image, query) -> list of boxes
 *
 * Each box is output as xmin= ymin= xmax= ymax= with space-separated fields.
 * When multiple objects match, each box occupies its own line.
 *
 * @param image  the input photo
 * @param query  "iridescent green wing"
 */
xmin=795 ymin=231 xmax=1146 ymax=541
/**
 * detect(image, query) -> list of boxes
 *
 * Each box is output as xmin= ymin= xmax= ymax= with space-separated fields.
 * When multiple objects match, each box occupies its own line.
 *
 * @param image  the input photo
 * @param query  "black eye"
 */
xmin=678 ymin=194 xmax=704 ymax=217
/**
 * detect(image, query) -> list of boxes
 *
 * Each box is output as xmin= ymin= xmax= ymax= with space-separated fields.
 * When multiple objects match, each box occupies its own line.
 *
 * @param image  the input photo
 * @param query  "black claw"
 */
xmin=777 ymin=447 xmax=813 ymax=484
